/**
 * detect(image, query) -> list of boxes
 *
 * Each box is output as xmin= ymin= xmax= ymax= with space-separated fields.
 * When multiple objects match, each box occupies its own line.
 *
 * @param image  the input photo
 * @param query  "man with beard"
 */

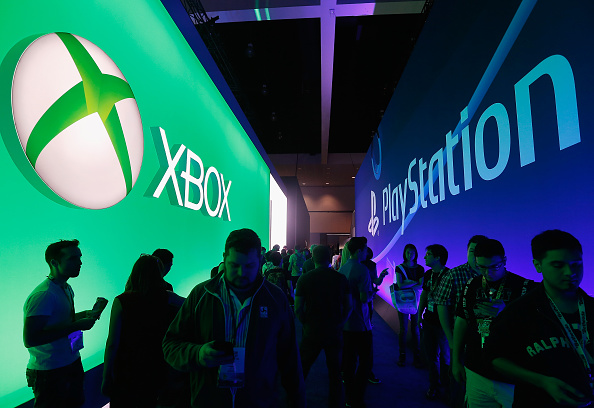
xmin=163 ymin=229 xmax=305 ymax=408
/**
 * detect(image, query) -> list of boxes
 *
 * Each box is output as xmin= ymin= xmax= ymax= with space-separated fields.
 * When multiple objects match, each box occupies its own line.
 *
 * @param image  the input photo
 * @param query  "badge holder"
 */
xmin=218 ymin=347 xmax=246 ymax=388
xmin=68 ymin=330 xmax=84 ymax=353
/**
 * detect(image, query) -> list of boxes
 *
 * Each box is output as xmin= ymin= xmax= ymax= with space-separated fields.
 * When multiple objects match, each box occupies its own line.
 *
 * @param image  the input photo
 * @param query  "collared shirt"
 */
xmin=218 ymin=275 xmax=254 ymax=348
xmin=432 ymin=262 xmax=479 ymax=309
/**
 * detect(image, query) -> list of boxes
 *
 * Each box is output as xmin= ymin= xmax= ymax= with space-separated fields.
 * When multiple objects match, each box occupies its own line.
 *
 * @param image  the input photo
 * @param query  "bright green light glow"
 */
xmin=0 ymin=0 xmax=271 ymax=406
xmin=254 ymin=9 xmax=262 ymax=21
xmin=265 ymin=8 xmax=271 ymax=21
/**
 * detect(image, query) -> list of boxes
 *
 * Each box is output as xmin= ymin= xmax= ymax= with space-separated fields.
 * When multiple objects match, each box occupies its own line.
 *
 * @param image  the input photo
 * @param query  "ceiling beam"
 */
xmin=198 ymin=1 xmax=425 ymax=164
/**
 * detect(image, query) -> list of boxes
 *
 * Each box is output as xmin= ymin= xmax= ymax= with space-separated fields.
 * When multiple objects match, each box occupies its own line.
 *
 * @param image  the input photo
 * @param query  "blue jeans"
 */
xmin=398 ymin=311 xmax=419 ymax=356
xmin=421 ymin=321 xmax=450 ymax=389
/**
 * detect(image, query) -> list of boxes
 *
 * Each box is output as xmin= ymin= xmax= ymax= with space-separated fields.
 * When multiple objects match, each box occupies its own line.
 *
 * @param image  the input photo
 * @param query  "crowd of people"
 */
xmin=22 ymin=228 xmax=591 ymax=408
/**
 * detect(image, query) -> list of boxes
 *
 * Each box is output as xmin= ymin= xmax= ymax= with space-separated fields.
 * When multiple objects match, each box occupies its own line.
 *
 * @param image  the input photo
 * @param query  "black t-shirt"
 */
xmin=455 ymin=271 xmax=533 ymax=379
xmin=485 ymin=285 xmax=594 ymax=407
xmin=295 ymin=266 xmax=350 ymax=338
xmin=396 ymin=264 xmax=424 ymax=287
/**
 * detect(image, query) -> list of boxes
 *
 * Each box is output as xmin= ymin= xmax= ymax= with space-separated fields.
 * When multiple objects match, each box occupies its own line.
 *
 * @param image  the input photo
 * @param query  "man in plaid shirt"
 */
xmin=433 ymin=235 xmax=488 ymax=346
xmin=432 ymin=235 xmax=488 ymax=407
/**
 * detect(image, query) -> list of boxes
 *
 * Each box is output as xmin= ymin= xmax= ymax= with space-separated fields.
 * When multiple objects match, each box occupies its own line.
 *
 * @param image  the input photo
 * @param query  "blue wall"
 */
xmin=355 ymin=0 xmax=594 ymax=303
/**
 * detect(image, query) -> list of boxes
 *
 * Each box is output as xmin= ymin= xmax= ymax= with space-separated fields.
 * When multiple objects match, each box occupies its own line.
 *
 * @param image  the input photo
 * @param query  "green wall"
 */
xmin=0 ymin=1 xmax=271 ymax=406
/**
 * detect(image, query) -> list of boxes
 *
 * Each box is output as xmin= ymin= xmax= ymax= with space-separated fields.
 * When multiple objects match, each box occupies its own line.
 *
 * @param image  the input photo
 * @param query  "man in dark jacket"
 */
xmin=163 ymin=228 xmax=305 ymax=408
xmin=486 ymin=229 xmax=593 ymax=408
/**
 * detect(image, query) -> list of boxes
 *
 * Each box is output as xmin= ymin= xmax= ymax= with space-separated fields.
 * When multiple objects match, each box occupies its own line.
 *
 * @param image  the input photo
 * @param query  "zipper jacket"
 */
xmin=163 ymin=272 xmax=306 ymax=408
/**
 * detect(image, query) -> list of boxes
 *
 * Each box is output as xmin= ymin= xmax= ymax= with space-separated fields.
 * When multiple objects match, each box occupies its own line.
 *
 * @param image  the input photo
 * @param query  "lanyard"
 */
xmin=547 ymin=294 xmax=593 ymax=388
xmin=431 ymin=268 xmax=448 ymax=292
xmin=478 ymin=274 xmax=507 ymax=347
xmin=481 ymin=274 xmax=507 ymax=301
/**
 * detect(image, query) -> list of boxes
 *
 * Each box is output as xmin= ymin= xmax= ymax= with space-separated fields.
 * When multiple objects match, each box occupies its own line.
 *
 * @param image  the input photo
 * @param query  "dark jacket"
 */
xmin=486 ymin=283 xmax=594 ymax=407
xmin=163 ymin=272 xmax=305 ymax=408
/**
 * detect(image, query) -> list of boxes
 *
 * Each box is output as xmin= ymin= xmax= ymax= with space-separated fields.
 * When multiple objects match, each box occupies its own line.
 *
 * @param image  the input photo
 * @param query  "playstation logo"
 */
xmin=368 ymin=190 xmax=379 ymax=237
xmin=371 ymin=131 xmax=381 ymax=181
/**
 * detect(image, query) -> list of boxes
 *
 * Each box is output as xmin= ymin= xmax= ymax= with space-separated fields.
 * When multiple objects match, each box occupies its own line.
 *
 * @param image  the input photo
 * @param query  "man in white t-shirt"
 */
xmin=23 ymin=239 xmax=101 ymax=408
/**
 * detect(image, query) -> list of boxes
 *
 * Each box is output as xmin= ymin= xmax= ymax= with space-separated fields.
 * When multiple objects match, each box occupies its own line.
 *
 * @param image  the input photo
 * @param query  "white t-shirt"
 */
xmin=24 ymin=279 xmax=80 ymax=370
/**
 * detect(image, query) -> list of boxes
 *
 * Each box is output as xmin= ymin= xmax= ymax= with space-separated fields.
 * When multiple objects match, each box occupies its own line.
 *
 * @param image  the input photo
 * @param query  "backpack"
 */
xmin=292 ymin=252 xmax=306 ymax=273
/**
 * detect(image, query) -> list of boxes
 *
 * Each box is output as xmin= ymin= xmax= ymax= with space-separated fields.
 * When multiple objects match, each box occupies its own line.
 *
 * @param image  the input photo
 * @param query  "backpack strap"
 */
xmin=393 ymin=265 xmax=407 ymax=286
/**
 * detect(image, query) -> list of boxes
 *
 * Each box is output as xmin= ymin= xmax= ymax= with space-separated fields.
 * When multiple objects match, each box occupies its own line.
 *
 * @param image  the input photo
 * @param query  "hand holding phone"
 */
xmin=212 ymin=340 xmax=234 ymax=356
xmin=89 ymin=297 xmax=108 ymax=320
xmin=199 ymin=340 xmax=235 ymax=368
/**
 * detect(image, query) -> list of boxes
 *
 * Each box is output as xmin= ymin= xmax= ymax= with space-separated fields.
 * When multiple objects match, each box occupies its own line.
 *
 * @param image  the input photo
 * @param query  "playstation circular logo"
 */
xmin=11 ymin=32 xmax=143 ymax=209
xmin=371 ymin=130 xmax=382 ymax=180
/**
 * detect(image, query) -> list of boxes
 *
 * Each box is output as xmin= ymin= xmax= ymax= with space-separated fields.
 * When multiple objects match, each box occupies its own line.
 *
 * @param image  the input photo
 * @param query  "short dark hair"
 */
xmin=272 ymin=244 xmax=280 ymax=251
xmin=403 ymin=243 xmax=418 ymax=263
xmin=347 ymin=237 xmax=367 ymax=255
xmin=125 ymin=255 xmax=165 ymax=295
xmin=294 ymin=244 xmax=302 ymax=252
xmin=152 ymin=248 xmax=173 ymax=264
xmin=468 ymin=235 xmax=489 ymax=248
xmin=531 ymin=230 xmax=582 ymax=261
xmin=269 ymin=251 xmax=282 ymax=266
xmin=225 ymin=228 xmax=261 ymax=256
xmin=426 ymin=244 xmax=448 ymax=266
xmin=45 ymin=239 xmax=80 ymax=266
xmin=474 ymin=239 xmax=505 ymax=259
xmin=313 ymin=245 xmax=332 ymax=266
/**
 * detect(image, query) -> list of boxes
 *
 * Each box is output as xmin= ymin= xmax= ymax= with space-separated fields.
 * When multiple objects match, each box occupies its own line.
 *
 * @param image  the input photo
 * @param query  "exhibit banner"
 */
xmin=0 ymin=1 xmax=277 ymax=406
xmin=355 ymin=0 xmax=594 ymax=303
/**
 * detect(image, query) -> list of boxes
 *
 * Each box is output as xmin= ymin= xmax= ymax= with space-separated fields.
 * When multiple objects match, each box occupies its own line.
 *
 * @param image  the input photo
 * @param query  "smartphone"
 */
xmin=91 ymin=297 xmax=109 ymax=319
xmin=212 ymin=340 xmax=234 ymax=356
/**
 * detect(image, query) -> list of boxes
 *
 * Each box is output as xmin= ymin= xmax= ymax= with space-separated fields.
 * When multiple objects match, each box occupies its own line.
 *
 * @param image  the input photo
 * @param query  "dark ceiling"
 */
xmin=191 ymin=1 xmax=432 ymax=158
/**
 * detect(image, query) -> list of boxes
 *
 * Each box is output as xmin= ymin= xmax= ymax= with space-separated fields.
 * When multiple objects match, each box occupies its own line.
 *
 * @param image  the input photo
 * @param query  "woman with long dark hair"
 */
xmin=102 ymin=255 xmax=186 ymax=407
xmin=394 ymin=244 xmax=424 ymax=367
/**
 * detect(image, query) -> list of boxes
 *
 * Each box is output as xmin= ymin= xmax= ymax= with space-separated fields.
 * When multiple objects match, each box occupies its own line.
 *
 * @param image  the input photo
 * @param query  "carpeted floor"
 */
xmin=298 ymin=310 xmax=450 ymax=408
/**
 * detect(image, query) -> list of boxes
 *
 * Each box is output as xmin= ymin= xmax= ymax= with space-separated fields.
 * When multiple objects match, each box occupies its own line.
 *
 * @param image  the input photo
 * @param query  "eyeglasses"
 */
xmin=475 ymin=260 xmax=505 ymax=273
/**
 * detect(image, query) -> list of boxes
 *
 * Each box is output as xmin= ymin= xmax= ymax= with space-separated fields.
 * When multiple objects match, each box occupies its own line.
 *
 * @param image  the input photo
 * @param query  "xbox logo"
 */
xmin=11 ymin=32 xmax=143 ymax=209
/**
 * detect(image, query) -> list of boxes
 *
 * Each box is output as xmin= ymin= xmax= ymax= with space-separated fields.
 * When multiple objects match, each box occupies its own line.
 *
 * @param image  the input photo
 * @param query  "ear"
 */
xmin=533 ymin=259 xmax=542 ymax=273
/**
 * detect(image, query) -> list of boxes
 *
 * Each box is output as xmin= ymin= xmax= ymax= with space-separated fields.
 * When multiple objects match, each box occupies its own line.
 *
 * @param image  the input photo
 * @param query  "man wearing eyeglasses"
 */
xmin=451 ymin=238 xmax=534 ymax=408
xmin=486 ymin=230 xmax=594 ymax=408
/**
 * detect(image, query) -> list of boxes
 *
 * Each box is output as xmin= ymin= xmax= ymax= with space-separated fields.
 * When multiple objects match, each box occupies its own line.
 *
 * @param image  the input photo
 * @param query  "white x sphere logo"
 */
xmin=11 ymin=33 xmax=143 ymax=209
